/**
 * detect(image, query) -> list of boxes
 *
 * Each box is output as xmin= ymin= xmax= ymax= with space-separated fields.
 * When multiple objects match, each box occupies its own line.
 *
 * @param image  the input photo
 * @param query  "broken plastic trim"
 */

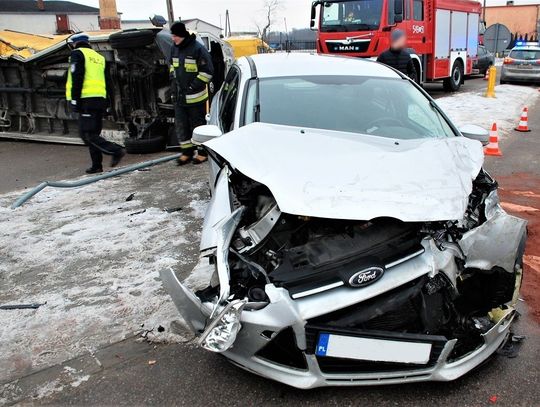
xmin=212 ymin=206 xmax=245 ymax=319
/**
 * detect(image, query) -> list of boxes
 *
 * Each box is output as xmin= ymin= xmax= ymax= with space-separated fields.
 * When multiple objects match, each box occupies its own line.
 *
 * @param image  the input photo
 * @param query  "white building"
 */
xmin=122 ymin=18 xmax=222 ymax=37
xmin=0 ymin=0 xmax=100 ymax=35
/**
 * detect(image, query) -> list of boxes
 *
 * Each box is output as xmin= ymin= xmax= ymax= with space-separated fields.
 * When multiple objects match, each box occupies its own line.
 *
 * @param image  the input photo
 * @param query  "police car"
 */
xmin=500 ymin=42 xmax=540 ymax=85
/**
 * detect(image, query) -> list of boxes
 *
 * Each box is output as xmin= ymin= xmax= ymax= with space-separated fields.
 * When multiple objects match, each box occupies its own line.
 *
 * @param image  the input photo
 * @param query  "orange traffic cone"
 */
xmin=515 ymin=107 xmax=531 ymax=132
xmin=484 ymin=69 xmax=490 ymax=81
xmin=484 ymin=123 xmax=503 ymax=157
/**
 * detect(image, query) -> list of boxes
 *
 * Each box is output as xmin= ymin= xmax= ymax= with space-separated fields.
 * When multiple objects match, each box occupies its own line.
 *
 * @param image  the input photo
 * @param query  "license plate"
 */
xmin=316 ymin=333 xmax=432 ymax=364
xmin=518 ymin=65 xmax=533 ymax=69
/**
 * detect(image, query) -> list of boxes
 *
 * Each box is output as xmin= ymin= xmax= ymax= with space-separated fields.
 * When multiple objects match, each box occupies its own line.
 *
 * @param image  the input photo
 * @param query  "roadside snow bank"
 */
xmin=0 ymin=165 xmax=208 ymax=383
xmin=437 ymin=85 xmax=539 ymax=137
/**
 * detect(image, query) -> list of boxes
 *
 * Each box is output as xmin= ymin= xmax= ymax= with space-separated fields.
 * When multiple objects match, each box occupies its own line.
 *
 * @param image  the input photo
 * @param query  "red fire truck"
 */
xmin=310 ymin=0 xmax=482 ymax=91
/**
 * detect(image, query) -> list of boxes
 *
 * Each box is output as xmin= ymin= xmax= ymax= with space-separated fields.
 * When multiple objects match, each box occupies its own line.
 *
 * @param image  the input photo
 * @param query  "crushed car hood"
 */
xmin=205 ymin=122 xmax=484 ymax=222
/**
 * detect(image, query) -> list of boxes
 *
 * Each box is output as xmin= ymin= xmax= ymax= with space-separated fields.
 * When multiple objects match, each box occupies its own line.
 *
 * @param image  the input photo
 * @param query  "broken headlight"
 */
xmin=198 ymin=300 xmax=246 ymax=353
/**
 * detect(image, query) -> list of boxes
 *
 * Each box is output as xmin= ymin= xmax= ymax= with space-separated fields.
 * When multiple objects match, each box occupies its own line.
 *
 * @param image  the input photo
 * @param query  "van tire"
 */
xmin=110 ymin=30 xmax=155 ymax=49
xmin=124 ymin=135 xmax=166 ymax=154
xmin=443 ymin=61 xmax=463 ymax=92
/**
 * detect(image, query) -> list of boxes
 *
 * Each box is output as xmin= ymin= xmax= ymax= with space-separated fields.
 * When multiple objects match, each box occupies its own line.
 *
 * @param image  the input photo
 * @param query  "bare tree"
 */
xmin=255 ymin=0 xmax=282 ymax=42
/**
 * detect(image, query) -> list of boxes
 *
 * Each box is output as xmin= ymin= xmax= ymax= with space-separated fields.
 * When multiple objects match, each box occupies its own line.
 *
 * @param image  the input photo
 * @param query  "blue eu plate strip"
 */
xmin=316 ymin=333 xmax=330 ymax=356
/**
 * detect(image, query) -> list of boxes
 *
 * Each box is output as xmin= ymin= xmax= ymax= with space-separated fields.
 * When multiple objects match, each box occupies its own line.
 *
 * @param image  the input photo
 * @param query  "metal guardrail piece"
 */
xmin=11 ymin=153 xmax=181 ymax=209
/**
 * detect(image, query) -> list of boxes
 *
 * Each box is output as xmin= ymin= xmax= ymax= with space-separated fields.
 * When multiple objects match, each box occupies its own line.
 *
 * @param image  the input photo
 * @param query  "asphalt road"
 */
xmin=2 ymin=76 xmax=539 ymax=406
xmin=0 ymin=141 xmax=170 ymax=194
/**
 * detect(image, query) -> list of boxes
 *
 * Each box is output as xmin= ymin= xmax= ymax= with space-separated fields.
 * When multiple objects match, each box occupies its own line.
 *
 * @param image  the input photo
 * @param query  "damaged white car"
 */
xmin=161 ymin=54 xmax=527 ymax=388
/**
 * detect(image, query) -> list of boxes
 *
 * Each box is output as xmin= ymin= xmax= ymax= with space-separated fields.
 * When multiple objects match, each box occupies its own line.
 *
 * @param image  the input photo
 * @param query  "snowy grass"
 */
xmin=437 ymin=84 xmax=539 ymax=137
xmin=0 ymin=166 xmax=208 ymax=385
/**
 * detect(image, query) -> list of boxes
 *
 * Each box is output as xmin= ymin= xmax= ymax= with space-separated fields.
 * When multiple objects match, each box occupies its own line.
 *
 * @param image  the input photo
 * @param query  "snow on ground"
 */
xmin=436 ymin=84 xmax=539 ymax=137
xmin=0 ymin=164 xmax=209 ymax=385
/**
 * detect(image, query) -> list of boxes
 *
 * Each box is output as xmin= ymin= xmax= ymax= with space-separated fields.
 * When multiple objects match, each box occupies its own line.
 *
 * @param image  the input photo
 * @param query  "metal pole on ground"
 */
xmin=11 ymin=154 xmax=181 ymax=209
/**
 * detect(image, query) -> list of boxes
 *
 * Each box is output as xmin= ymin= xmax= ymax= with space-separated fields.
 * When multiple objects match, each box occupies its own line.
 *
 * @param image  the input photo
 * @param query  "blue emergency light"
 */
xmin=515 ymin=41 xmax=539 ymax=47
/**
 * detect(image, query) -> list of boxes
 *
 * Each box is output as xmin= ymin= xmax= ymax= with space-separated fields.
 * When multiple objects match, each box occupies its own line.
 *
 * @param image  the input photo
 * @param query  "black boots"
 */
xmin=111 ymin=148 xmax=126 ymax=167
xmin=86 ymin=167 xmax=103 ymax=174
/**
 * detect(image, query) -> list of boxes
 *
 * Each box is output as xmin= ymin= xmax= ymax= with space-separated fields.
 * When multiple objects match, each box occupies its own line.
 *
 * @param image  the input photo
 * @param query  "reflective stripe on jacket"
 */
xmin=170 ymin=34 xmax=214 ymax=106
xmin=66 ymin=47 xmax=106 ymax=100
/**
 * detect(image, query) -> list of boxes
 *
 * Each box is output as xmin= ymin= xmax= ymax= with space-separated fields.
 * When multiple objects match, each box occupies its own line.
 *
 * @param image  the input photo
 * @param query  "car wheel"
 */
xmin=110 ymin=30 xmax=155 ymax=49
xmin=500 ymin=79 xmax=507 ymax=85
xmin=443 ymin=61 xmax=464 ymax=92
xmin=124 ymin=135 xmax=167 ymax=154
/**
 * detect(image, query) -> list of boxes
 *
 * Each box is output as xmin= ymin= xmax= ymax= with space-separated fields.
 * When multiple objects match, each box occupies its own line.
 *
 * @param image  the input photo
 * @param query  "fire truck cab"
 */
xmin=311 ymin=0 xmax=481 ymax=91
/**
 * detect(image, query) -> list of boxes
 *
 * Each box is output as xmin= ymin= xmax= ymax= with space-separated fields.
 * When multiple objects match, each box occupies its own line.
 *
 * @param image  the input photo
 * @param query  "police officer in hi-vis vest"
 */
xmin=169 ymin=22 xmax=214 ymax=165
xmin=66 ymin=33 xmax=125 ymax=174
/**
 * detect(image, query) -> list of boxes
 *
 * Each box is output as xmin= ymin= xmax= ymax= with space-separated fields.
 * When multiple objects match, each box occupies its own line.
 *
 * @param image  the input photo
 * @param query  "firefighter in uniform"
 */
xmin=66 ymin=33 xmax=125 ymax=174
xmin=169 ymin=22 xmax=214 ymax=165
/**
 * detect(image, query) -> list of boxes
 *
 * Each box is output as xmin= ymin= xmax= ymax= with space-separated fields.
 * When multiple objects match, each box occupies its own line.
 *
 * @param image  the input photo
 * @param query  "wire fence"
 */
xmin=269 ymin=41 xmax=317 ymax=52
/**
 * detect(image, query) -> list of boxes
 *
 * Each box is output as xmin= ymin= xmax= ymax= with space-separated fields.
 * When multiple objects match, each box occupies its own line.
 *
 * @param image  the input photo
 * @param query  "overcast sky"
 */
xmin=74 ymin=0 xmax=539 ymax=31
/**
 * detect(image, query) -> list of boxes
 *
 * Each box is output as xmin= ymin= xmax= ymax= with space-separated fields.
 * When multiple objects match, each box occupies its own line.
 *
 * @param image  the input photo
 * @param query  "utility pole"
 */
xmin=482 ymin=0 xmax=486 ymax=23
xmin=166 ymin=0 xmax=175 ymax=25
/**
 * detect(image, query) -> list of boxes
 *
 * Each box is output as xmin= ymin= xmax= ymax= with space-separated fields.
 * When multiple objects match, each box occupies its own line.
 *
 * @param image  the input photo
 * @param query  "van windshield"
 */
xmin=320 ymin=0 xmax=383 ymax=32
xmin=244 ymin=76 xmax=456 ymax=140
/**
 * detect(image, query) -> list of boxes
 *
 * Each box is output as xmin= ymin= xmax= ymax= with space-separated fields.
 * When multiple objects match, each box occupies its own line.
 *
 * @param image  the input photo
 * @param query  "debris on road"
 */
xmin=129 ymin=209 xmax=147 ymax=216
xmin=0 ymin=302 xmax=46 ymax=310
xmin=125 ymin=193 xmax=135 ymax=202
xmin=148 ymin=360 xmax=157 ymax=365
xmin=165 ymin=206 xmax=183 ymax=213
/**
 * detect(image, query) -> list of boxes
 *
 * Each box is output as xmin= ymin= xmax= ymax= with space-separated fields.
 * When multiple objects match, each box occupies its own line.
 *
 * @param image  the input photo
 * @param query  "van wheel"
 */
xmin=443 ymin=61 xmax=464 ymax=92
xmin=124 ymin=135 xmax=166 ymax=154
xmin=110 ymin=30 xmax=155 ymax=49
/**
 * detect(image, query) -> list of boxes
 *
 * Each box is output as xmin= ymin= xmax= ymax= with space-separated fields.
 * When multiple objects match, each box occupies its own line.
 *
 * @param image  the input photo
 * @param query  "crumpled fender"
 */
xmin=459 ymin=191 xmax=527 ymax=272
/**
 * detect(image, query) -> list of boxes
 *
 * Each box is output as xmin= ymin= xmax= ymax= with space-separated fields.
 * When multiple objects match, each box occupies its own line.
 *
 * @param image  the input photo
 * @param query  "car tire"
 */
xmin=110 ymin=30 xmax=155 ymax=49
xmin=124 ymin=135 xmax=167 ymax=154
xmin=443 ymin=61 xmax=464 ymax=92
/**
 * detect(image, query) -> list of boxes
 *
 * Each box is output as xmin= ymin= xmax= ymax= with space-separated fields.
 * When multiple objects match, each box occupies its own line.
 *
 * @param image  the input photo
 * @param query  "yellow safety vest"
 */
xmin=65 ymin=47 xmax=106 ymax=100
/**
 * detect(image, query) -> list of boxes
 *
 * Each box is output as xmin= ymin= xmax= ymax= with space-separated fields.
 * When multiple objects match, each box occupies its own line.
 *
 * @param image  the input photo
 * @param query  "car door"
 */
xmin=477 ymin=46 xmax=488 ymax=72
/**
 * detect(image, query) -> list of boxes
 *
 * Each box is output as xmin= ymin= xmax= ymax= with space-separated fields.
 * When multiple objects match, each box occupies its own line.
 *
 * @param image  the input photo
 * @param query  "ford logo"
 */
xmin=348 ymin=267 xmax=385 ymax=288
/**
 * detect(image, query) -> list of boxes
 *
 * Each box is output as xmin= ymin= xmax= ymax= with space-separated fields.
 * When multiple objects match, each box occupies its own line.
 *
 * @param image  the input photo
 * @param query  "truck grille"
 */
xmin=326 ymin=40 xmax=370 ymax=53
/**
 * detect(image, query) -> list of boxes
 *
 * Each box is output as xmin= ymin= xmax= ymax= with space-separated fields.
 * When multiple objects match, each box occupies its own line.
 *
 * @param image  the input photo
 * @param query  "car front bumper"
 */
xmin=160 ymin=238 xmax=519 ymax=389
xmin=501 ymin=66 xmax=540 ymax=83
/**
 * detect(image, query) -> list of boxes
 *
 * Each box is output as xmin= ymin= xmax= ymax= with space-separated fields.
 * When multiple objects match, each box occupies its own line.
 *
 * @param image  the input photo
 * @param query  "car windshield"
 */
xmin=244 ymin=76 xmax=456 ymax=140
xmin=510 ymin=49 xmax=540 ymax=60
xmin=321 ymin=0 xmax=382 ymax=32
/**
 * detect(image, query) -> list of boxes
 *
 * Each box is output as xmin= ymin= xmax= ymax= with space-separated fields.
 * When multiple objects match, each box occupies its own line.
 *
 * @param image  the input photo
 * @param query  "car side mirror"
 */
xmin=459 ymin=124 xmax=489 ymax=146
xmin=192 ymin=124 xmax=223 ymax=144
xmin=310 ymin=2 xmax=317 ymax=30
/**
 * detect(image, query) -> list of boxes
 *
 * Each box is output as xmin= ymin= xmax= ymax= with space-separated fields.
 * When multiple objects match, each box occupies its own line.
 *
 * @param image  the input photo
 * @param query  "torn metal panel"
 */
xmin=460 ymin=192 xmax=527 ymax=272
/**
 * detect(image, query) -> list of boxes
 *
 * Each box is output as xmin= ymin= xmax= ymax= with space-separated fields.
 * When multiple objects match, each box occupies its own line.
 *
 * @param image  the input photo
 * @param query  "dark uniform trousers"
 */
xmin=174 ymin=103 xmax=207 ymax=155
xmin=78 ymin=98 xmax=123 ymax=168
